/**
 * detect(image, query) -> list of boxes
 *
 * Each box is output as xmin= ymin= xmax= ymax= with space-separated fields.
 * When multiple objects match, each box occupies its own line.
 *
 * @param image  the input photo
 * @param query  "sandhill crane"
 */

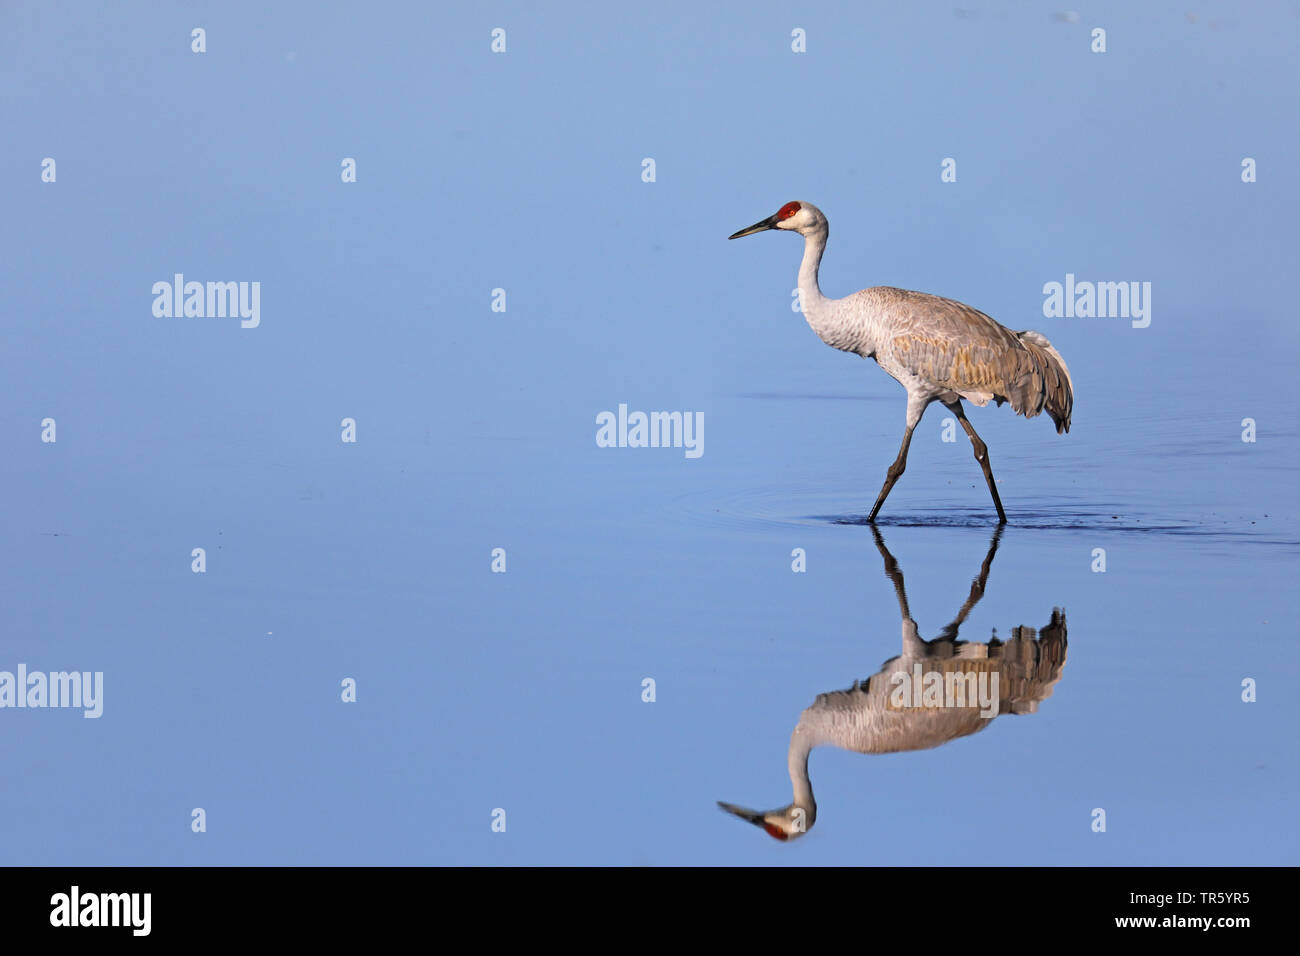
xmin=729 ymin=201 xmax=1073 ymax=523
xmin=718 ymin=526 xmax=1068 ymax=840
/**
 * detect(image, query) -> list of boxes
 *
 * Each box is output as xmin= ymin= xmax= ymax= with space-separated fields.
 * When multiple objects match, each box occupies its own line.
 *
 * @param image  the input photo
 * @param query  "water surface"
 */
xmin=1 ymin=1 xmax=1296 ymax=865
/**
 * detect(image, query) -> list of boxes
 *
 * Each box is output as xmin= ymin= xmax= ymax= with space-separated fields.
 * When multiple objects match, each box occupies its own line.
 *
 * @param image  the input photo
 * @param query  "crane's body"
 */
xmin=718 ymin=526 xmax=1069 ymax=840
xmin=729 ymin=201 xmax=1073 ymax=522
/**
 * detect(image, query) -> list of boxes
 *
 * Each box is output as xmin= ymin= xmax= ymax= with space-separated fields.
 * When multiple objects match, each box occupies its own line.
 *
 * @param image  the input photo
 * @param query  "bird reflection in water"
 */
xmin=718 ymin=527 xmax=1067 ymax=840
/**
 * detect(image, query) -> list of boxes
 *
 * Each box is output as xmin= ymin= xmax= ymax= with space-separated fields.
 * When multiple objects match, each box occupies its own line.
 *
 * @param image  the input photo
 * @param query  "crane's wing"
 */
xmin=873 ymin=288 xmax=1073 ymax=433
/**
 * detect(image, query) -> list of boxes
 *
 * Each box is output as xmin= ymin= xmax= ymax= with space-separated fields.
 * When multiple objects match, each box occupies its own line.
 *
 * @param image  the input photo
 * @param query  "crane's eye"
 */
xmin=777 ymin=202 xmax=801 ymax=221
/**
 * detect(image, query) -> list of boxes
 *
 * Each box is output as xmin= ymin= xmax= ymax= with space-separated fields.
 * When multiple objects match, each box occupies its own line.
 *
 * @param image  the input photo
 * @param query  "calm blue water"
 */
xmin=2 ymin=1 xmax=1297 ymax=865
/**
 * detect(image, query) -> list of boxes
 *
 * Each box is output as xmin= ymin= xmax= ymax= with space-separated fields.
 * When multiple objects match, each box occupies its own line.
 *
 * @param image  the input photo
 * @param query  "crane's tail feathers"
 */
xmin=1014 ymin=331 xmax=1073 ymax=434
xmin=1000 ymin=608 xmax=1068 ymax=713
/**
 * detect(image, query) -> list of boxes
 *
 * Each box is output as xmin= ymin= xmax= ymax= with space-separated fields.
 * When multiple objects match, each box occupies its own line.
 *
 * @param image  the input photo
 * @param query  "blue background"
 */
xmin=1 ymin=1 xmax=1296 ymax=864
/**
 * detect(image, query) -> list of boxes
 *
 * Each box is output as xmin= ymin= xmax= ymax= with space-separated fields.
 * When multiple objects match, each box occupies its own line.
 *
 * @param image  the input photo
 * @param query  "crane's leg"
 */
xmin=870 ymin=525 xmax=925 ymax=655
xmin=869 ymin=525 xmax=911 ymax=620
xmin=868 ymin=396 xmax=929 ymax=522
xmin=936 ymin=524 xmax=1004 ymax=640
xmin=945 ymin=401 xmax=1007 ymax=524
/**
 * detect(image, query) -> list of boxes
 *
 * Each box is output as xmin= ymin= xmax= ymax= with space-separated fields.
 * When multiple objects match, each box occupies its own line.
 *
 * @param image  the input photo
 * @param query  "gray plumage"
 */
xmin=729 ymin=201 xmax=1075 ymax=521
xmin=717 ymin=527 xmax=1068 ymax=840
xmin=867 ymin=287 xmax=1073 ymax=435
xmin=802 ymin=525 xmax=1067 ymax=756
xmin=800 ymin=609 xmax=1069 ymax=756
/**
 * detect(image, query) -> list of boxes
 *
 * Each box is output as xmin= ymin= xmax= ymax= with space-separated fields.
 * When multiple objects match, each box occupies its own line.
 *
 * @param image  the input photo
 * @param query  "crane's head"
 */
xmin=717 ymin=800 xmax=816 ymax=841
xmin=728 ymin=201 xmax=827 ymax=240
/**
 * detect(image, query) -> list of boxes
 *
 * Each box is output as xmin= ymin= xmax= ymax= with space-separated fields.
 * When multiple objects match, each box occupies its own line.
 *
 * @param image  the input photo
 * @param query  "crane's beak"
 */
xmin=728 ymin=214 xmax=778 ymax=240
xmin=717 ymin=801 xmax=766 ymax=826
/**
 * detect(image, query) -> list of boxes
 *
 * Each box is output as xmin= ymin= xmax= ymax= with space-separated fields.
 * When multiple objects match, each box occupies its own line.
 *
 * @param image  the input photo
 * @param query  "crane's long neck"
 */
xmin=788 ymin=726 xmax=818 ymax=817
xmin=797 ymin=227 xmax=829 ymax=319
xmin=797 ymin=227 xmax=866 ymax=355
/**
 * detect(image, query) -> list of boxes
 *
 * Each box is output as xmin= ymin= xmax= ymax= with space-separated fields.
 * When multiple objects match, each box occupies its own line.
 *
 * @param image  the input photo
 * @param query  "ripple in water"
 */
xmin=668 ymin=484 xmax=1297 ymax=546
